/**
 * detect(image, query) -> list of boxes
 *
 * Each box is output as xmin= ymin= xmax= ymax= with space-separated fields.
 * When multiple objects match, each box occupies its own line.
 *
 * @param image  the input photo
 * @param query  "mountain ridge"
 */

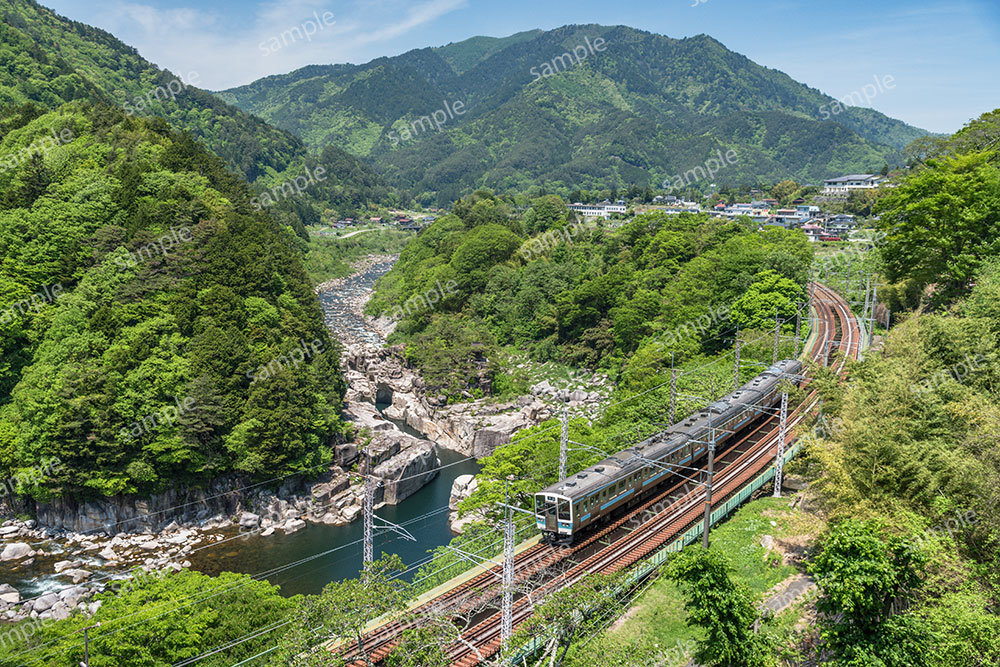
xmin=219 ymin=24 xmax=928 ymax=203
xmin=1 ymin=0 xmax=389 ymax=219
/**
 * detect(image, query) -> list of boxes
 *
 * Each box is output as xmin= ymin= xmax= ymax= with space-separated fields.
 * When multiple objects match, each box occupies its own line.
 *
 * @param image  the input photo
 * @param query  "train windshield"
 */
xmin=536 ymin=495 xmax=570 ymax=529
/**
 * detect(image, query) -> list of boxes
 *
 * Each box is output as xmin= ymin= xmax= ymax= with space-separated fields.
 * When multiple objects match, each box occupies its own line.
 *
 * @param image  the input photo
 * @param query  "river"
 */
xmin=188 ymin=258 xmax=480 ymax=596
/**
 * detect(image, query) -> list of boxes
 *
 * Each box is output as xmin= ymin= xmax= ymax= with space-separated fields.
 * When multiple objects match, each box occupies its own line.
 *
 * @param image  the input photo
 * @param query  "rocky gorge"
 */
xmin=0 ymin=252 xmax=610 ymax=624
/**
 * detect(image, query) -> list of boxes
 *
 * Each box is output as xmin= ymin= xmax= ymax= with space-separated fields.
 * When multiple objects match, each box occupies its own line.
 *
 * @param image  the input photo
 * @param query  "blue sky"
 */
xmin=41 ymin=0 xmax=1000 ymax=133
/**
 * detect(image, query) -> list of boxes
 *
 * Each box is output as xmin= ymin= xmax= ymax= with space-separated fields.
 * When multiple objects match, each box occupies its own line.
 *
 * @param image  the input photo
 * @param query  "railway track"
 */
xmin=340 ymin=282 xmax=861 ymax=667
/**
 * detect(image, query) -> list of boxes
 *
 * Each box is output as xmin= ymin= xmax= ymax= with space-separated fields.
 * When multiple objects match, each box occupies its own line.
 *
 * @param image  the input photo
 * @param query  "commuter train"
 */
xmin=534 ymin=359 xmax=803 ymax=543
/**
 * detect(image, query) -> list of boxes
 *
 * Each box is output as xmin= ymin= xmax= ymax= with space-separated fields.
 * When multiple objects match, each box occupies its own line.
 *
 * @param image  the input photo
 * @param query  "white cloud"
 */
xmin=118 ymin=2 xmax=209 ymax=33
xmin=43 ymin=0 xmax=467 ymax=90
xmin=350 ymin=0 xmax=467 ymax=46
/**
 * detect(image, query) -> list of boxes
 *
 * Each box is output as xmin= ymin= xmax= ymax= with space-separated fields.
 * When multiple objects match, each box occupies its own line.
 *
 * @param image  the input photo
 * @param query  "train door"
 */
xmin=540 ymin=495 xmax=558 ymax=532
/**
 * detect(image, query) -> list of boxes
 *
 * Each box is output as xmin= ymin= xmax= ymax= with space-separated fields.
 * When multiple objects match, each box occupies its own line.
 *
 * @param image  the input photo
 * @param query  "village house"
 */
xmin=801 ymin=223 xmax=825 ymax=242
xmin=821 ymin=174 xmax=885 ymax=195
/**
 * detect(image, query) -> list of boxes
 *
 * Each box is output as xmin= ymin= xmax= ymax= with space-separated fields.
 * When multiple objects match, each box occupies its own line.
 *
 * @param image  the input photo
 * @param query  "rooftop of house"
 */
xmin=824 ymin=174 xmax=879 ymax=183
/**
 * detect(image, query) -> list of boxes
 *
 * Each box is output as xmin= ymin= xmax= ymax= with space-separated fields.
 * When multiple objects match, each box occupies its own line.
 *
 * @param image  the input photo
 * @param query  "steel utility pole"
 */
xmin=76 ymin=622 xmax=100 ymax=666
xmin=362 ymin=451 xmax=379 ymax=566
xmin=669 ymin=353 xmax=678 ymax=424
xmin=702 ymin=415 xmax=716 ymax=549
xmin=558 ymin=405 xmax=568 ymax=481
xmin=869 ymin=281 xmax=879 ymax=333
xmin=862 ymin=272 xmax=871 ymax=325
xmin=772 ymin=307 xmax=781 ymax=363
xmin=793 ymin=305 xmax=802 ymax=357
xmin=732 ymin=330 xmax=742 ymax=391
xmin=773 ymin=391 xmax=789 ymax=498
xmin=501 ymin=480 xmax=515 ymax=646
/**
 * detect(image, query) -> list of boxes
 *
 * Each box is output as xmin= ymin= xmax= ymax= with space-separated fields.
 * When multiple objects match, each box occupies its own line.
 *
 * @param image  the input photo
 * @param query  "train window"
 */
xmin=557 ymin=499 xmax=570 ymax=522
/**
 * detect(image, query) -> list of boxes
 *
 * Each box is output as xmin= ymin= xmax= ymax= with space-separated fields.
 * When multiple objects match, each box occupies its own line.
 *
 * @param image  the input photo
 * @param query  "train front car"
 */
xmin=534 ymin=492 xmax=574 ymax=543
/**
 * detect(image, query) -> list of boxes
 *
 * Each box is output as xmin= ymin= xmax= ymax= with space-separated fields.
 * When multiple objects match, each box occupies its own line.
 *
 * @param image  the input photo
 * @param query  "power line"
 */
xmin=18 ymin=292 xmax=825 ymax=665
xmin=13 ymin=502 xmax=451 ymax=666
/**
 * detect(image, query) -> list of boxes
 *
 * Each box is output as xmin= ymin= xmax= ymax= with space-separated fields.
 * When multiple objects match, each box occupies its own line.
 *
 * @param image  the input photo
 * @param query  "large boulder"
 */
xmin=449 ymin=475 xmax=477 ymax=512
xmin=470 ymin=412 xmax=533 ymax=458
xmin=0 ymin=584 xmax=20 ymax=605
xmin=63 ymin=569 xmax=92 ymax=584
xmin=375 ymin=440 xmax=440 ymax=505
xmin=33 ymin=592 xmax=59 ymax=612
xmin=311 ymin=475 xmax=350 ymax=504
xmin=0 ymin=543 xmax=34 ymax=561
xmin=282 ymin=519 xmax=307 ymax=534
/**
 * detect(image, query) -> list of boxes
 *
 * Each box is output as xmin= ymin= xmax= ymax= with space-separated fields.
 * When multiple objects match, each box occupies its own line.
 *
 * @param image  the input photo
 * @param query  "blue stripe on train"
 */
xmin=601 ymin=488 xmax=634 ymax=511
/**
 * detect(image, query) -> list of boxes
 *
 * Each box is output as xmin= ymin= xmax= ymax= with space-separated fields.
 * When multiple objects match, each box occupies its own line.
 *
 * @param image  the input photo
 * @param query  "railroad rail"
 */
xmin=339 ymin=282 xmax=861 ymax=667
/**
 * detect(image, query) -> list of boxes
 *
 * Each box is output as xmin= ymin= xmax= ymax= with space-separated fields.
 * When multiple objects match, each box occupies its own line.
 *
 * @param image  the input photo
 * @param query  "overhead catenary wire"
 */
xmin=10 ymin=423 xmax=564 ymax=623
xmin=176 ymin=391 xmax=798 ymax=665
xmin=19 ymin=293 xmax=825 ymax=665
xmin=12 ymin=503 xmax=452 ymax=666
xmin=166 ymin=510 xmax=545 ymax=667
xmin=13 ymin=451 xmax=571 ymax=666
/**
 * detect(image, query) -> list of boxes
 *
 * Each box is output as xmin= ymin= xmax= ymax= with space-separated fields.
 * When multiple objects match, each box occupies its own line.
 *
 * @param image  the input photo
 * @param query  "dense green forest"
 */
xmin=0 ymin=102 xmax=347 ymax=499
xmin=220 ymin=25 xmax=928 ymax=203
xmin=0 ymin=0 xmax=392 ymax=221
xmin=366 ymin=191 xmax=811 ymax=401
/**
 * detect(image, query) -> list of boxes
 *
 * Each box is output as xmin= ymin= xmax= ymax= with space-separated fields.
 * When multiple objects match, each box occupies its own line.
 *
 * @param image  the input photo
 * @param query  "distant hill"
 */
xmin=0 ymin=0 xmax=390 ymax=219
xmin=219 ymin=25 xmax=930 ymax=204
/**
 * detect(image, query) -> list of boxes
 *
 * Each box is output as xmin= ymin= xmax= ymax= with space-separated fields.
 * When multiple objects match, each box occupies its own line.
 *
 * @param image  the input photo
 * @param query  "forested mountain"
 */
xmin=220 ymin=25 xmax=929 ymax=204
xmin=0 ymin=102 xmax=347 ymax=499
xmin=0 ymin=0 xmax=390 ymax=219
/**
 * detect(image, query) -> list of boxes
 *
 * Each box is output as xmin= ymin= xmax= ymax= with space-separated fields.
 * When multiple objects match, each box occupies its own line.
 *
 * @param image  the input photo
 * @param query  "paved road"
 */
xmin=338 ymin=228 xmax=378 ymax=239
xmin=312 ymin=228 xmax=380 ymax=239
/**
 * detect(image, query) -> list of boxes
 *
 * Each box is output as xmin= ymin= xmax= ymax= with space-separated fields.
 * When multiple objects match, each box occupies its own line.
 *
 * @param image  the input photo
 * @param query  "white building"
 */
xmin=568 ymin=202 xmax=627 ymax=219
xmin=822 ymin=174 xmax=884 ymax=195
